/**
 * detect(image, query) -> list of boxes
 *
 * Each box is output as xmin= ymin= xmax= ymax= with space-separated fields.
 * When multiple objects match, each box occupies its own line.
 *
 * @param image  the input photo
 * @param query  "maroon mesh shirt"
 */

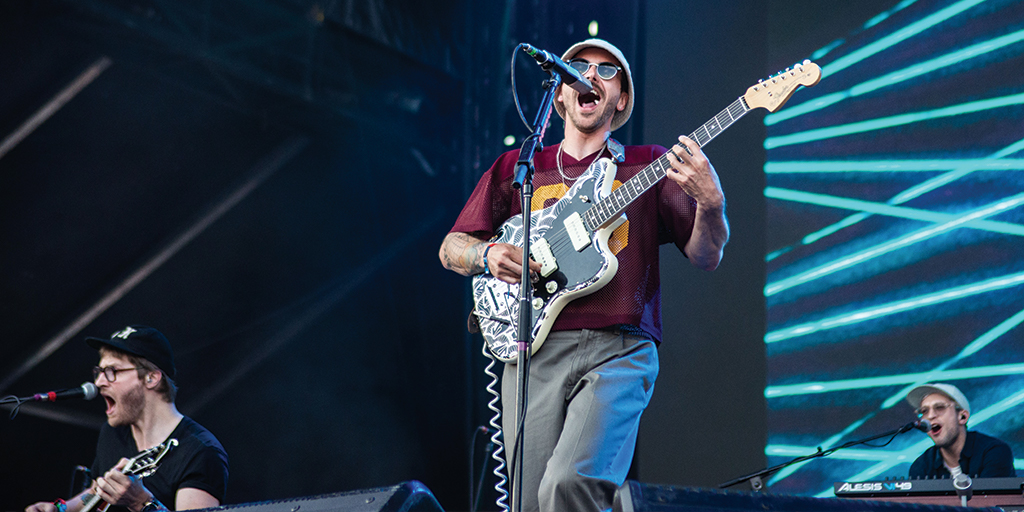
xmin=450 ymin=142 xmax=697 ymax=342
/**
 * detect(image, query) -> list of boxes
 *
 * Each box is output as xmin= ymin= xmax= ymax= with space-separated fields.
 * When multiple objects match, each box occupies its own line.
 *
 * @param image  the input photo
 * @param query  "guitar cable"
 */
xmin=480 ymin=341 xmax=511 ymax=512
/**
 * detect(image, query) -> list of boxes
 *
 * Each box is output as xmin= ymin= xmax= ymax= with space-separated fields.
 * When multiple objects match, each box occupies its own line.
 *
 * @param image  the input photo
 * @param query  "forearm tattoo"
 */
xmin=441 ymin=232 xmax=486 ymax=276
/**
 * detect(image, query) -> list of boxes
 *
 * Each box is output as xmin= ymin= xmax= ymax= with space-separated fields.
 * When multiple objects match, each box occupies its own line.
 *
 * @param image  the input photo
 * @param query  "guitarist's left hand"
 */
xmin=665 ymin=136 xmax=724 ymax=211
xmin=665 ymin=135 xmax=730 ymax=271
xmin=94 ymin=458 xmax=155 ymax=512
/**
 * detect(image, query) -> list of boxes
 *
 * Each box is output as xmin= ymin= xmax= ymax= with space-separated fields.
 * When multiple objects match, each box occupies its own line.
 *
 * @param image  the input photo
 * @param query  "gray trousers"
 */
xmin=502 ymin=328 xmax=659 ymax=512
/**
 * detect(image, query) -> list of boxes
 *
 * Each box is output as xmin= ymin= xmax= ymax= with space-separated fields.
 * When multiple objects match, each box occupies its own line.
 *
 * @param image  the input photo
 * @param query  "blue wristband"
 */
xmin=482 ymin=243 xmax=496 ymax=275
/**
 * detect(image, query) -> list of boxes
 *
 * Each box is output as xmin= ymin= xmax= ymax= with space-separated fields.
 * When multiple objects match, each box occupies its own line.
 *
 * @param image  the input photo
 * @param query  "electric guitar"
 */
xmin=473 ymin=60 xmax=822 ymax=362
xmin=81 ymin=439 xmax=179 ymax=512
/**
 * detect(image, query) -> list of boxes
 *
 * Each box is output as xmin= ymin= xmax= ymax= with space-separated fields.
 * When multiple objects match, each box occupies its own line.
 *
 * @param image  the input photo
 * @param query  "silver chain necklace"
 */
xmin=557 ymin=141 xmax=608 ymax=184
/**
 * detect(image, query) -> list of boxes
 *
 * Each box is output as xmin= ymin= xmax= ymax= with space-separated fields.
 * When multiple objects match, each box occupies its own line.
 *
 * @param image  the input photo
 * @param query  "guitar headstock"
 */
xmin=125 ymin=439 xmax=178 ymax=478
xmin=744 ymin=60 xmax=822 ymax=112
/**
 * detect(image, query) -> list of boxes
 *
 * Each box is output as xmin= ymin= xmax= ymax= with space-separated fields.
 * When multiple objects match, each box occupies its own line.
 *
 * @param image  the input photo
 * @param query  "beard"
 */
xmin=563 ymin=90 xmax=620 ymax=134
xmin=108 ymin=383 xmax=146 ymax=427
xmin=931 ymin=423 xmax=963 ymax=450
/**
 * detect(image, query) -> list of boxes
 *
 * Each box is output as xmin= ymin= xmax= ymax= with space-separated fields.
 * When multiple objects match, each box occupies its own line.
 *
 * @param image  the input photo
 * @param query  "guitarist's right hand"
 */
xmin=486 ymin=243 xmax=542 ymax=285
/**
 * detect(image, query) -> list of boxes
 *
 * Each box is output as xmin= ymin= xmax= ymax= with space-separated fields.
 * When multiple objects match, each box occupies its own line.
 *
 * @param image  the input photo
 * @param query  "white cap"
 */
xmin=553 ymin=38 xmax=634 ymax=132
xmin=906 ymin=383 xmax=971 ymax=413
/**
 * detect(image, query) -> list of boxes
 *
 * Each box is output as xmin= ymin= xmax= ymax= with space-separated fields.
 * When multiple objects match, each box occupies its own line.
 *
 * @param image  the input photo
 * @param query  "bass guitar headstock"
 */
xmin=744 ymin=60 xmax=822 ymax=112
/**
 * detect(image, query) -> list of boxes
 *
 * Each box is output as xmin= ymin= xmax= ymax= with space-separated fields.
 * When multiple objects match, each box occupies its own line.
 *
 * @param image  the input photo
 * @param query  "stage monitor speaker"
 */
xmin=613 ymin=480 xmax=1006 ymax=512
xmin=196 ymin=481 xmax=444 ymax=512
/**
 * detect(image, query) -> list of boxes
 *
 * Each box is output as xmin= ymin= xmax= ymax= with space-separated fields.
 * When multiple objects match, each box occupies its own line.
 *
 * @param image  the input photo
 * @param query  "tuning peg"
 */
xmin=803 ymin=59 xmax=810 ymax=64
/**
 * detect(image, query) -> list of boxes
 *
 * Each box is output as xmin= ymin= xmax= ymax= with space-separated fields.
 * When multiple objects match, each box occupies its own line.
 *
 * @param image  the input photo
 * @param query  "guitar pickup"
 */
xmin=564 ymin=212 xmax=591 ymax=251
xmin=531 ymin=237 xmax=557 ymax=277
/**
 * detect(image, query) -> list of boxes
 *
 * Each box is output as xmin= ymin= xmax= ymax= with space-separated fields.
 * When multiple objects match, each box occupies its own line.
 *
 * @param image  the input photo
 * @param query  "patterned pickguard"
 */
xmin=472 ymin=157 xmax=622 ymax=362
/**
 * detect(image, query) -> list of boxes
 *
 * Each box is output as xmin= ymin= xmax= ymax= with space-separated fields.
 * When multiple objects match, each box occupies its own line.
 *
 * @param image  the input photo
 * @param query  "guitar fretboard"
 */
xmin=583 ymin=96 xmax=750 ymax=230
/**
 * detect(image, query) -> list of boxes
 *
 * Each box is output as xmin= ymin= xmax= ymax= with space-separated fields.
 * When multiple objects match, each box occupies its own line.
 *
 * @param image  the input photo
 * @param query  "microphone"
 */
xmin=32 ymin=382 xmax=99 ymax=402
xmin=953 ymin=473 xmax=972 ymax=505
xmin=521 ymin=43 xmax=593 ymax=94
xmin=898 ymin=418 xmax=931 ymax=433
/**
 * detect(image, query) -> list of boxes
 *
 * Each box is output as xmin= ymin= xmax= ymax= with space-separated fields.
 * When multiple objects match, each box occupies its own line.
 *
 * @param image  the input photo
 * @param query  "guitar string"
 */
xmin=542 ymin=153 xmax=674 ymax=255
xmin=534 ymin=98 xmax=750 ymax=269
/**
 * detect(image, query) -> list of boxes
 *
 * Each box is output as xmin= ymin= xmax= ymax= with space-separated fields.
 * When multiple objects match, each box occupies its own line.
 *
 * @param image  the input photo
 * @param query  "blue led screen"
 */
xmin=764 ymin=0 xmax=1024 ymax=496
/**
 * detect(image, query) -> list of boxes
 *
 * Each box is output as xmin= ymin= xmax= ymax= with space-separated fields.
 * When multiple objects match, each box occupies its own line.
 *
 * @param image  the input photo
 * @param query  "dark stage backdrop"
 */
xmin=763 ymin=0 xmax=1024 ymax=496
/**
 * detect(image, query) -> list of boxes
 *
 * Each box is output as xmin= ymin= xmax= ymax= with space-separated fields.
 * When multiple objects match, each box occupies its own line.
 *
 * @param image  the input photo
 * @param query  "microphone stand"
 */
xmin=718 ymin=422 xmax=922 ymax=491
xmin=509 ymin=72 xmax=561 ymax=512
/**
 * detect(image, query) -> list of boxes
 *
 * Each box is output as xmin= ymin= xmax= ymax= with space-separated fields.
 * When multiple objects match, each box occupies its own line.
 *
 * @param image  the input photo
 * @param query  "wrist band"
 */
xmin=53 ymin=499 xmax=67 ymax=512
xmin=479 ymin=243 xmax=495 ymax=276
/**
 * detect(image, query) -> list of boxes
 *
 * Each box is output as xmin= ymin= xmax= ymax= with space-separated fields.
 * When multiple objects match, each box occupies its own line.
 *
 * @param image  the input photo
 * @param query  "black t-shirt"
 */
xmin=908 ymin=430 xmax=1015 ymax=478
xmin=91 ymin=416 xmax=228 ymax=510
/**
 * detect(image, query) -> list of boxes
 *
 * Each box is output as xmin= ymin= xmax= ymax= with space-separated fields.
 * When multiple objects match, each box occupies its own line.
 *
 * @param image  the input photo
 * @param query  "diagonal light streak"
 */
xmin=765 ymin=91 xmax=1024 ymax=149
xmin=766 ymin=159 xmax=1024 ymax=173
xmin=863 ymin=0 xmax=917 ymax=30
xmin=766 ymin=27 xmax=1024 ymax=125
xmin=766 ymin=187 xmax=1024 ymax=236
xmin=768 ymin=446 xmax=907 ymax=462
xmin=766 ymin=271 xmax=1024 ymax=344
xmin=767 ymin=137 xmax=1024 ymax=249
xmin=766 ymin=192 xmax=1024 ymax=297
xmin=766 ymin=362 xmax=1024 ymax=398
xmin=821 ymin=0 xmax=987 ymax=76
xmin=767 ymin=416 xmax=874 ymax=486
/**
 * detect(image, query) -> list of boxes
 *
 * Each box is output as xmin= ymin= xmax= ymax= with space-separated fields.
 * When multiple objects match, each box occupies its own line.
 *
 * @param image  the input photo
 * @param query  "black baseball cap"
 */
xmin=86 ymin=325 xmax=176 ymax=380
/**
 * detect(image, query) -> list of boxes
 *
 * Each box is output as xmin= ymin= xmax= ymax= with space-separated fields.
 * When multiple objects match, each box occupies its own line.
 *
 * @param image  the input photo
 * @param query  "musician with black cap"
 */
xmin=907 ymin=382 xmax=1015 ymax=478
xmin=25 ymin=325 xmax=228 ymax=512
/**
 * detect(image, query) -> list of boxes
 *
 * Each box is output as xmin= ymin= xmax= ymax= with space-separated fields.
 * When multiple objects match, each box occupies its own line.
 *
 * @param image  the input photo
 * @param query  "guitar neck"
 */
xmin=583 ymin=96 xmax=750 ymax=230
xmin=80 ymin=492 xmax=107 ymax=512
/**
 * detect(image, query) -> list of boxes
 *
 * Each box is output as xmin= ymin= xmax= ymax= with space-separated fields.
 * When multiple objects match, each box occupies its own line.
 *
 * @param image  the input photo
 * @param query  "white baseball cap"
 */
xmin=906 ymin=383 xmax=971 ymax=413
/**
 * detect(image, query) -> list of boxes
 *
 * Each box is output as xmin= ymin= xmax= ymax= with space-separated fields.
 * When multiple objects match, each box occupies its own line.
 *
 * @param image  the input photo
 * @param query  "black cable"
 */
xmin=510 ymin=44 xmax=533 ymax=132
xmin=1 ymin=395 xmax=30 ymax=419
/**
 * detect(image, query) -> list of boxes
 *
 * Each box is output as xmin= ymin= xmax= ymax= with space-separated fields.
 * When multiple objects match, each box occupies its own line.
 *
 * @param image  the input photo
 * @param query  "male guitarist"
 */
xmin=439 ymin=38 xmax=729 ymax=512
xmin=25 ymin=325 xmax=228 ymax=512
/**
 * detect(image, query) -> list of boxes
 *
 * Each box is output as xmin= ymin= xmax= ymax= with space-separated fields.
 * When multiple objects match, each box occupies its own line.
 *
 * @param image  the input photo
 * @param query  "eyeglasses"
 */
xmin=568 ymin=59 xmax=622 ymax=81
xmin=915 ymin=402 xmax=956 ymax=417
xmin=93 ymin=366 xmax=139 ymax=382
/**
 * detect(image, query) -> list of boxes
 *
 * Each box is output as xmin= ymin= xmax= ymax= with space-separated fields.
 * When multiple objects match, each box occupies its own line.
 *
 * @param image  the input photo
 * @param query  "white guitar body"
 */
xmin=472 ymin=157 xmax=626 ymax=362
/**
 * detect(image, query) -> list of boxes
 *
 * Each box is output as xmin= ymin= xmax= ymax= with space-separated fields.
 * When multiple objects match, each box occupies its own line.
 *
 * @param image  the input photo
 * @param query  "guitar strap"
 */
xmin=606 ymin=137 xmax=625 ymax=164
